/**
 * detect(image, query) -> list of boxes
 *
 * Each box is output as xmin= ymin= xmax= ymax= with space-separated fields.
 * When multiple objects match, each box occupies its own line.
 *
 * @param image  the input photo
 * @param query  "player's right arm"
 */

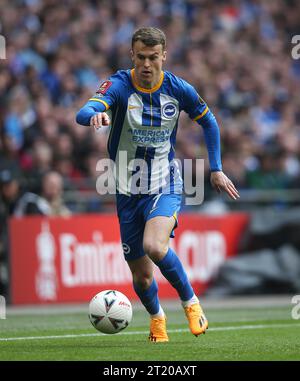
xmin=76 ymin=94 xmax=109 ymax=127
xmin=76 ymin=75 xmax=123 ymax=128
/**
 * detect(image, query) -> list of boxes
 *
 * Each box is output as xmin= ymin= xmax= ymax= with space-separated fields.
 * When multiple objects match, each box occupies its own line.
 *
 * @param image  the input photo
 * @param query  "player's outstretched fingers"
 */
xmin=210 ymin=171 xmax=240 ymax=200
xmin=222 ymin=179 xmax=239 ymax=200
xmin=227 ymin=181 xmax=240 ymax=200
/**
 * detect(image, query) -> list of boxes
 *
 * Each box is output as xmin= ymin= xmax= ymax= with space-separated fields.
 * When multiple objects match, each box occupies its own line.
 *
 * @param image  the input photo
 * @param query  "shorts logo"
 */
xmin=122 ymin=243 xmax=131 ymax=255
xmin=96 ymin=80 xmax=112 ymax=95
xmin=149 ymin=206 xmax=159 ymax=215
xmin=162 ymin=103 xmax=177 ymax=119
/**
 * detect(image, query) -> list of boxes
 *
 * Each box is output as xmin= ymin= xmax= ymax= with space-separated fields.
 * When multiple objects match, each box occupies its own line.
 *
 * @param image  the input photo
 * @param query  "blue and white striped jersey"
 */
xmin=76 ymin=69 xmax=221 ymax=195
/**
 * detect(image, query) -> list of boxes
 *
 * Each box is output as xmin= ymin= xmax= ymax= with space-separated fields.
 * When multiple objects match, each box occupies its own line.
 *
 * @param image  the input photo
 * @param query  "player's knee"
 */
xmin=143 ymin=240 xmax=167 ymax=262
xmin=132 ymin=272 xmax=153 ymax=290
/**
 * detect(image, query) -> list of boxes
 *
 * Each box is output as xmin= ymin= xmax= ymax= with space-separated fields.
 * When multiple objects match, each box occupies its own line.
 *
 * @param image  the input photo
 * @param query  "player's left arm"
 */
xmin=181 ymin=81 xmax=239 ymax=200
xmin=197 ymin=108 xmax=239 ymax=200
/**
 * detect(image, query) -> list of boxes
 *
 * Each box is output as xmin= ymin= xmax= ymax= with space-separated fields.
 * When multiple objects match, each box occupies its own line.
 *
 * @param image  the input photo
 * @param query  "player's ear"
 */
xmin=162 ymin=50 xmax=167 ymax=62
xmin=130 ymin=49 xmax=134 ymax=62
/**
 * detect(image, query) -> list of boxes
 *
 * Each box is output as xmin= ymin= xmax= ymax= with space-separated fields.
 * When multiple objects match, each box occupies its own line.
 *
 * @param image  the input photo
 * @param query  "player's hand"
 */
xmin=90 ymin=112 xmax=110 ymax=131
xmin=210 ymin=171 xmax=240 ymax=200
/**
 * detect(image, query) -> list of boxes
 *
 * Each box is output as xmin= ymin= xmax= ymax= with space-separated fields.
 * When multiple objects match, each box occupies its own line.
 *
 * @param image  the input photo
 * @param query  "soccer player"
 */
xmin=76 ymin=27 xmax=239 ymax=342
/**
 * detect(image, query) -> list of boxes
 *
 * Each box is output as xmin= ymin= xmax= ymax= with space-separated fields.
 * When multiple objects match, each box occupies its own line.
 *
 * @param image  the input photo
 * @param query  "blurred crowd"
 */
xmin=1 ymin=0 xmax=300 ymax=217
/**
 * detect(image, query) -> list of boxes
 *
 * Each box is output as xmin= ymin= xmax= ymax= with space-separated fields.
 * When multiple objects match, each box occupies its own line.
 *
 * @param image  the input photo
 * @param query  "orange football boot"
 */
xmin=184 ymin=303 xmax=208 ymax=336
xmin=148 ymin=316 xmax=169 ymax=343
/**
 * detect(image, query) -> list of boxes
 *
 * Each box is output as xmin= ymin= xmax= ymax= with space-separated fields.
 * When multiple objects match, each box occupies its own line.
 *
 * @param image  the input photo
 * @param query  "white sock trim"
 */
xmin=181 ymin=294 xmax=199 ymax=308
xmin=150 ymin=305 xmax=165 ymax=318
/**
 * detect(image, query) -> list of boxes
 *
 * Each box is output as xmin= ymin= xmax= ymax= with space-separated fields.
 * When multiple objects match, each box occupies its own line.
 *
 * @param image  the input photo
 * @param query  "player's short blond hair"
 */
xmin=132 ymin=27 xmax=166 ymax=50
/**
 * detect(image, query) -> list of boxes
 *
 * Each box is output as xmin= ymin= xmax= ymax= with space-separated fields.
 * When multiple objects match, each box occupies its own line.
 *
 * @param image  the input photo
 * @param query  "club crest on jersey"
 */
xmin=162 ymin=102 xmax=177 ymax=119
xmin=96 ymin=80 xmax=112 ymax=95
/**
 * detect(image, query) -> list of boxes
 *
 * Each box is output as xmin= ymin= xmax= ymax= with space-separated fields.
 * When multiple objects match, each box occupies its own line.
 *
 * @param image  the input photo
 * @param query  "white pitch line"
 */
xmin=0 ymin=322 xmax=299 ymax=342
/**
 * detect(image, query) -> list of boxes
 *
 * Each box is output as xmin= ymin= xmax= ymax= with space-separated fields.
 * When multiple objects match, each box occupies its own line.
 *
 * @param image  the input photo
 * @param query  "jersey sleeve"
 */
xmin=88 ymin=72 xmax=125 ymax=110
xmin=179 ymin=79 xmax=209 ymax=122
xmin=179 ymin=78 xmax=222 ymax=172
xmin=76 ymin=72 xmax=124 ymax=126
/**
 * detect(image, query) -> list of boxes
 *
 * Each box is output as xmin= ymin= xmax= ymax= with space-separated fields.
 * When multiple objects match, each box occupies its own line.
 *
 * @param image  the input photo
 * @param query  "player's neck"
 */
xmin=139 ymin=76 xmax=160 ymax=89
xmin=132 ymin=69 xmax=164 ymax=92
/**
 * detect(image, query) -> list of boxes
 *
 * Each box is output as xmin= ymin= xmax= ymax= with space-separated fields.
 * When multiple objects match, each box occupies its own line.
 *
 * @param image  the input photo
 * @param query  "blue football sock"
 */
xmin=133 ymin=278 xmax=160 ymax=315
xmin=156 ymin=248 xmax=194 ymax=302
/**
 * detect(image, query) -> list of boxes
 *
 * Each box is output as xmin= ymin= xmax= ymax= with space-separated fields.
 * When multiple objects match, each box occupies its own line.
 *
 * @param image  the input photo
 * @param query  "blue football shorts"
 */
xmin=116 ymin=193 xmax=182 ymax=261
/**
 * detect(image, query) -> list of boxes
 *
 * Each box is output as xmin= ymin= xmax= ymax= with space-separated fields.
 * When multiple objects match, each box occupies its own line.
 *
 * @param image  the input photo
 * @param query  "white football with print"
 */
xmin=88 ymin=290 xmax=133 ymax=334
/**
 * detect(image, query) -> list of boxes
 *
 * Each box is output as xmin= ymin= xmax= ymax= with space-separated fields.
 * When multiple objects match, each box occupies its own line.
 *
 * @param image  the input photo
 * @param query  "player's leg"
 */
xmin=127 ymin=255 xmax=168 ymax=342
xmin=117 ymin=194 xmax=168 ymax=342
xmin=127 ymin=255 xmax=161 ymax=317
xmin=143 ymin=215 xmax=196 ymax=302
xmin=143 ymin=196 xmax=208 ymax=336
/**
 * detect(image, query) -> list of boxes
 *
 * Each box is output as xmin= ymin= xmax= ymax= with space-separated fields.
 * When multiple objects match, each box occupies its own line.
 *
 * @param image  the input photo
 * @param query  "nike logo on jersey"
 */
xmin=128 ymin=105 xmax=140 ymax=110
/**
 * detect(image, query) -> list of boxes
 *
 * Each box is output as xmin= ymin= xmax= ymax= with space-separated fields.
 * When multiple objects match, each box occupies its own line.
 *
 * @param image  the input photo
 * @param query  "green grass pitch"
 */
xmin=0 ymin=300 xmax=299 ymax=361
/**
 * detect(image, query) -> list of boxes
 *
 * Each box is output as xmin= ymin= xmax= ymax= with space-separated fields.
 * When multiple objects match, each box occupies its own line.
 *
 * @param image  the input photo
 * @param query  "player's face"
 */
xmin=131 ymin=41 xmax=166 ymax=88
